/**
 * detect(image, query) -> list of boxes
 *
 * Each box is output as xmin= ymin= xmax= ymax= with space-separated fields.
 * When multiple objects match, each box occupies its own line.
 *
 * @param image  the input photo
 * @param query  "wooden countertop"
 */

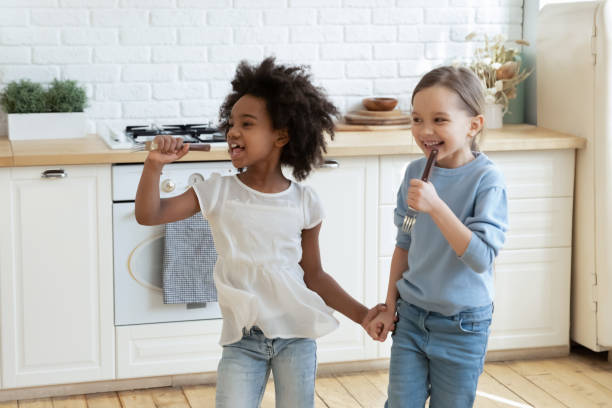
xmin=0 ymin=135 xmax=13 ymax=166
xmin=1 ymin=124 xmax=585 ymax=167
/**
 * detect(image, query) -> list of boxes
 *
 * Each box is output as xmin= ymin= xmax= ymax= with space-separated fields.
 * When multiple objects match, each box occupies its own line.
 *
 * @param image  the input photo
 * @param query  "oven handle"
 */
xmin=319 ymin=160 xmax=339 ymax=169
xmin=41 ymin=169 xmax=67 ymax=179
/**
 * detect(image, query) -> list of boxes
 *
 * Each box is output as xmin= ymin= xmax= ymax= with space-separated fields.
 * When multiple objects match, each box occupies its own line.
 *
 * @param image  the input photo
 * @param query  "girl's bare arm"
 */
xmin=301 ymin=223 xmax=385 ymax=328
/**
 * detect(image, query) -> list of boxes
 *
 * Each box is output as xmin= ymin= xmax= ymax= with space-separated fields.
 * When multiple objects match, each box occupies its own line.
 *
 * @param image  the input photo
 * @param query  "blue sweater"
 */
xmin=394 ymin=152 xmax=508 ymax=316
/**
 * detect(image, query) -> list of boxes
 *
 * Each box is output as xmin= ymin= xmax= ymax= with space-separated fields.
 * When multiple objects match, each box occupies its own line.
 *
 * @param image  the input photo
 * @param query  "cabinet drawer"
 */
xmin=116 ymin=320 xmax=223 ymax=379
xmin=380 ymin=150 xmax=575 ymax=206
xmin=379 ymin=197 xmax=572 ymax=257
xmin=488 ymin=150 xmax=575 ymax=198
xmin=489 ymin=247 xmax=571 ymax=350
xmin=505 ymin=197 xmax=573 ymax=249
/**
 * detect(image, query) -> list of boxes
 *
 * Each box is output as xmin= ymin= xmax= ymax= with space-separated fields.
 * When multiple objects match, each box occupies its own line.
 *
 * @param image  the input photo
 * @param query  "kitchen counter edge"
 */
xmin=0 ymin=124 xmax=586 ymax=168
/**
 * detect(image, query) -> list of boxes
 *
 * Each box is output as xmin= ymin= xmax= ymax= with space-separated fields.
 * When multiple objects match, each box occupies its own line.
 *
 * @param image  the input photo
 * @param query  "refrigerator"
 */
xmin=538 ymin=1 xmax=612 ymax=354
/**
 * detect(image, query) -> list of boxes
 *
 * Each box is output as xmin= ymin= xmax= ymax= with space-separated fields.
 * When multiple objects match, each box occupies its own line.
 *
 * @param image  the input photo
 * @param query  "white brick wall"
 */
xmin=0 ymin=0 xmax=524 ymax=135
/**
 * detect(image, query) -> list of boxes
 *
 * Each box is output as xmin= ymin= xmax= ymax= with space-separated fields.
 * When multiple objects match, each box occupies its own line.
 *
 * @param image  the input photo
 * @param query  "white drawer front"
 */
xmin=380 ymin=197 xmax=572 ymax=257
xmin=505 ymin=197 xmax=573 ymax=249
xmin=489 ymin=150 xmax=574 ymax=199
xmin=116 ymin=320 xmax=222 ymax=379
xmin=489 ymin=248 xmax=571 ymax=350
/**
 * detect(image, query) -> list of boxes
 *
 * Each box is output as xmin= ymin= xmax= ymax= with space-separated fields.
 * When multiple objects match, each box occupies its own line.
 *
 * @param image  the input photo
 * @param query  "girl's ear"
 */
xmin=275 ymin=128 xmax=290 ymax=147
xmin=469 ymin=114 xmax=484 ymax=136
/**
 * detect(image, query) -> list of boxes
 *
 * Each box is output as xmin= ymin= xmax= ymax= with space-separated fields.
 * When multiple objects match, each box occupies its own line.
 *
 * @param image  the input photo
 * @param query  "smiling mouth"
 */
xmin=228 ymin=142 xmax=245 ymax=158
xmin=423 ymin=140 xmax=444 ymax=148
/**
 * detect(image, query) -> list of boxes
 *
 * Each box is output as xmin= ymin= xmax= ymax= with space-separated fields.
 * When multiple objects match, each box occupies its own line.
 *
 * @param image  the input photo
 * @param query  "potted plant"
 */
xmin=0 ymin=79 xmax=88 ymax=140
xmin=463 ymin=33 xmax=532 ymax=129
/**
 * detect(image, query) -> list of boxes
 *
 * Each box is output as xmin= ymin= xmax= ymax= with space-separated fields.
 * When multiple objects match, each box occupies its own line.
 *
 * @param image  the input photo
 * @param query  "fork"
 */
xmin=130 ymin=141 xmax=212 ymax=153
xmin=401 ymin=149 xmax=438 ymax=234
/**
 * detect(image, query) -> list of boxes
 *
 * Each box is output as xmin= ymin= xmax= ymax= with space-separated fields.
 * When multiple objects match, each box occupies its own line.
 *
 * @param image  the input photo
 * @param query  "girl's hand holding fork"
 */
xmin=406 ymin=179 xmax=441 ymax=215
xmin=146 ymin=135 xmax=190 ymax=167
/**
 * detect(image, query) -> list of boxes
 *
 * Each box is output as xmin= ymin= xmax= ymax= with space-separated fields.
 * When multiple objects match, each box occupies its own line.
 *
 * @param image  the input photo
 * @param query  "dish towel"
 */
xmin=162 ymin=212 xmax=218 ymax=304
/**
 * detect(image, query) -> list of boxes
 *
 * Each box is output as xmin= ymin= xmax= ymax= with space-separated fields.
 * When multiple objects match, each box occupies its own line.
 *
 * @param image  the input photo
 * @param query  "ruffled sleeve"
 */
xmin=191 ymin=173 xmax=224 ymax=219
xmin=302 ymin=185 xmax=325 ymax=230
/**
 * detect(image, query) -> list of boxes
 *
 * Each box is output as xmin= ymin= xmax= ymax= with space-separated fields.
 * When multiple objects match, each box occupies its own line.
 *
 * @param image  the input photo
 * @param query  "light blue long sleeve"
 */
xmin=393 ymin=152 xmax=508 ymax=316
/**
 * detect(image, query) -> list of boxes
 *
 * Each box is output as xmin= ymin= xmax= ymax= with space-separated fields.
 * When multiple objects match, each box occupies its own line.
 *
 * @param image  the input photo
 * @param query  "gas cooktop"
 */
xmin=101 ymin=123 xmax=227 ymax=150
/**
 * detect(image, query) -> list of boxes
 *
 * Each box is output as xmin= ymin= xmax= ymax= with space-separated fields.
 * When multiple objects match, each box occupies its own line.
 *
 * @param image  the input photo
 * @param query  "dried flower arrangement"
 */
xmin=463 ymin=32 xmax=532 ymax=114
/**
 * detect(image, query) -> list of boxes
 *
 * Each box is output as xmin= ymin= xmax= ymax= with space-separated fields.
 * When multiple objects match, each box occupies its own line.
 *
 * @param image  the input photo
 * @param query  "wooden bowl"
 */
xmin=362 ymin=97 xmax=398 ymax=111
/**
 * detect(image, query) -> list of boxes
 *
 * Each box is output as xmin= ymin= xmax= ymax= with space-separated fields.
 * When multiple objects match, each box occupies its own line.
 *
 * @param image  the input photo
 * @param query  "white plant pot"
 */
xmin=484 ymin=103 xmax=504 ymax=129
xmin=7 ymin=112 xmax=87 ymax=140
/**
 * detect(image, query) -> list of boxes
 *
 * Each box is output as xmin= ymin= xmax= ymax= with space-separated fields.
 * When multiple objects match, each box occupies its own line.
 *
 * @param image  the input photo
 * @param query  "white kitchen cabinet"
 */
xmin=116 ymin=320 xmax=223 ymax=379
xmin=0 ymin=165 xmax=114 ymax=388
xmin=303 ymin=156 xmax=379 ymax=363
xmin=378 ymin=149 xmax=575 ymax=355
xmin=489 ymin=149 xmax=575 ymax=351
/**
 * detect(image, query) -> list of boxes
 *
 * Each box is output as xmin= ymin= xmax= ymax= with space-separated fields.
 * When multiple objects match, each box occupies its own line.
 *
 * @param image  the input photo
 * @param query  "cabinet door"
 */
xmin=0 ymin=165 xmax=114 ymax=388
xmin=489 ymin=248 xmax=571 ymax=350
xmin=302 ymin=157 xmax=379 ymax=363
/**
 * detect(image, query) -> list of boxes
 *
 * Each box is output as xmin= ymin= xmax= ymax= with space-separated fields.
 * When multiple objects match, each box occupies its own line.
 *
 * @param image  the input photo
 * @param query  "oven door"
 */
xmin=113 ymin=202 xmax=222 ymax=326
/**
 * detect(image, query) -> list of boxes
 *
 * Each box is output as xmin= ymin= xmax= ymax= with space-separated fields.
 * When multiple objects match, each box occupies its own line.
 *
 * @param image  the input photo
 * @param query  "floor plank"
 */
xmin=474 ymin=371 xmax=530 ymax=408
xmin=314 ymin=392 xmax=328 ymax=408
xmin=485 ymin=362 xmax=567 ymax=407
xmin=335 ymin=372 xmax=386 ymax=408
xmin=149 ymin=387 xmax=190 ymax=408
xmin=84 ymin=392 xmax=121 ymax=408
xmin=362 ymin=370 xmax=388 ymax=396
xmin=511 ymin=359 xmax=612 ymax=408
xmin=0 ymin=402 xmax=18 ymax=408
xmin=117 ymin=390 xmax=156 ymax=408
xmin=50 ymin=395 xmax=87 ymax=408
xmin=315 ymin=376 xmax=361 ymax=408
xmin=182 ymin=385 xmax=215 ymax=408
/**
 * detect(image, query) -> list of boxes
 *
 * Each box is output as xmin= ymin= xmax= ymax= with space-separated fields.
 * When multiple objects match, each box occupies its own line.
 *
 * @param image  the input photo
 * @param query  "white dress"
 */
xmin=192 ymin=174 xmax=339 ymax=345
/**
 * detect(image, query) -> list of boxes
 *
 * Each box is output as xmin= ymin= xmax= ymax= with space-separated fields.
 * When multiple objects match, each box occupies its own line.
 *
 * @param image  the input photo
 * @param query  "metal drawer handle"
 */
xmin=41 ymin=169 xmax=67 ymax=179
xmin=320 ymin=160 xmax=339 ymax=169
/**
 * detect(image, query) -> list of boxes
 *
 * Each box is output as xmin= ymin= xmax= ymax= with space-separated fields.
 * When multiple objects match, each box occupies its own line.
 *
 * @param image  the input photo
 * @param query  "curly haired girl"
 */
xmin=135 ymin=57 xmax=386 ymax=408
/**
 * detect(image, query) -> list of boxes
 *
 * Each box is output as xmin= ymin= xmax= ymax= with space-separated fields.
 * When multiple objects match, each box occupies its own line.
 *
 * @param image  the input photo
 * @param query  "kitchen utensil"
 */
xmin=344 ymin=112 xmax=411 ymax=126
xmin=401 ymin=149 xmax=438 ymax=234
xmin=334 ymin=122 xmax=411 ymax=132
xmin=130 ymin=141 xmax=212 ymax=153
xmin=353 ymin=109 xmax=403 ymax=118
xmin=362 ymin=97 xmax=398 ymax=111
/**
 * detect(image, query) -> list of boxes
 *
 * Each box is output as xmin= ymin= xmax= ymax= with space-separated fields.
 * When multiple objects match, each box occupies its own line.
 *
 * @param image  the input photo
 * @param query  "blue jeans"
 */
xmin=386 ymin=299 xmax=493 ymax=408
xmin=215 ymin=327 xmax=317 ymax=408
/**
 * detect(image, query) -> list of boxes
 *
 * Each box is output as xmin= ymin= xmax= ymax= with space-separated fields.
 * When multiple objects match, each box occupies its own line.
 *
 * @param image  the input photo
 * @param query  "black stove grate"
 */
xmin=126 ymin=124 xmax=226 ymax=143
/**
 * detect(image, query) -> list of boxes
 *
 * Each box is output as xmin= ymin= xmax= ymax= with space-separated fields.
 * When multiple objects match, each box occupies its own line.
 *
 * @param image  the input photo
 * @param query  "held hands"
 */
xmin=366 ymin=307 xmax=397 ymax=342
xmin=146 ymin=135 xmax=190 ymax=166
xmin=406 ymin=179 xmax=441 ymax=214
xmin=361 ymin=303 xmax=397 ymax=342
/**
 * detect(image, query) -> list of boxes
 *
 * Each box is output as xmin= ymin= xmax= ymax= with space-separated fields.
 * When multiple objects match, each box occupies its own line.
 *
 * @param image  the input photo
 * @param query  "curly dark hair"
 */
xmin=219 ymin=57 xmax=339 ymax=181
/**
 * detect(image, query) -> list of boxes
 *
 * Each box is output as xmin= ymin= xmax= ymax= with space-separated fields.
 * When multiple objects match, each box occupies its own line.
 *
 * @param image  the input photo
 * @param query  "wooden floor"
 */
xmin=1 ymin=347 xmax=611 ymax=407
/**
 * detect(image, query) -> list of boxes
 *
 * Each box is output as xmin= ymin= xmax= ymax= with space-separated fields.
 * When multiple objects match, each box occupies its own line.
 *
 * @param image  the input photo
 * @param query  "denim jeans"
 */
xmin=386 ymin=299 xmax=493 ymax=408
xmin=215 ymin=327 xmax=317 ymax=408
